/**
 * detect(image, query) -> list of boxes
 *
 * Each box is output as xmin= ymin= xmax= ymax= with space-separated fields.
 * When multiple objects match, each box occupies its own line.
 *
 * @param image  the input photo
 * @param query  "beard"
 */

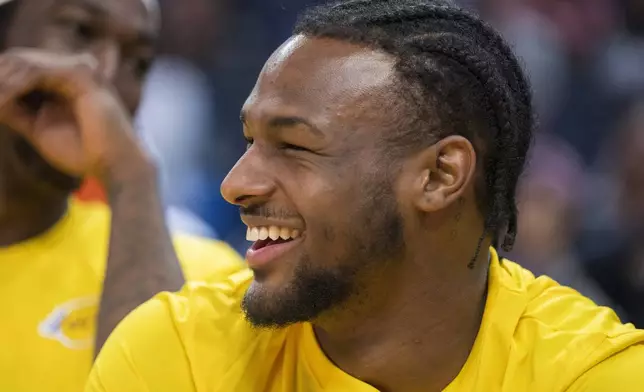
xmin=241 ymin=174 xmax=406 ymax=328
xmin=241 ymin=256 xmax=355 ymax=328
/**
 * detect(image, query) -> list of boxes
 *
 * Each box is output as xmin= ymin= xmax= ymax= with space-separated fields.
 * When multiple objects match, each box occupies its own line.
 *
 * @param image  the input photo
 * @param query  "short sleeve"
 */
xmin=566 ymin=344 xmax=644 ymax=391
xmin=85 ymin=294 xmax=196 ymax=392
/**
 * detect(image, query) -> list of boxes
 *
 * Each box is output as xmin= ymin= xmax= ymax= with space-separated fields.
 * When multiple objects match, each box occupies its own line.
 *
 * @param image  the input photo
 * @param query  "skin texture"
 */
xmin=221 ymin=35 xmax=491 ymax=392
xmin=0 ymin=0 xmax=183 ymax=354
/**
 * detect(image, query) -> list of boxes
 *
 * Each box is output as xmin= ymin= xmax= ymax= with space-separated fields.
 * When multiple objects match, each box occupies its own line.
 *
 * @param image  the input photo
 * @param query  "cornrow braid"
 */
xmin=294 ymin=0 xmax=534 ymax=259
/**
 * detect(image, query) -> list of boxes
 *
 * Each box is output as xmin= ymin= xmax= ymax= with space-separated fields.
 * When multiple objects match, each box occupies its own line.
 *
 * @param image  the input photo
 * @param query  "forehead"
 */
xmin=61 ymin=0 xmax=158 ymax=26
xmin=8 ymin=0 xmax=159 ymax=39
xmin=244 ymin=35 xmax=399 ymax=132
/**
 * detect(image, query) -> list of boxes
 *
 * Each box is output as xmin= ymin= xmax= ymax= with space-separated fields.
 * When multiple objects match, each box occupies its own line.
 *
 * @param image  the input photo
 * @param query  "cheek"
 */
xmin=285 ymin=170 xmax=356 ymax=252
xmin=296 ymin=181 xmax=346 ymax=240
xmin=281 ymin=158 xmax=356 ymax=215
xmin=115 ymin=78 xmax=142 ymax=115
xmin=288 ymin=168 xmax=400 ymax=265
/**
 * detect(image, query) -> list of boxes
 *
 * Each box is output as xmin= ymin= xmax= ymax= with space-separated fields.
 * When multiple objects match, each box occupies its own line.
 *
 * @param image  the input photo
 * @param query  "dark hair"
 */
xmin=0 ymin=1 xmax=19 ymax=50
xmin=294 ymin=0 xmax=534 ymax=254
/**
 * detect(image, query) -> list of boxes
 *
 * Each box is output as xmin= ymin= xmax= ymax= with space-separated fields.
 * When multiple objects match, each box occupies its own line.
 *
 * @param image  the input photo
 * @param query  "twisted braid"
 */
xmin=295 ymin=0 xmax=534 ymax=257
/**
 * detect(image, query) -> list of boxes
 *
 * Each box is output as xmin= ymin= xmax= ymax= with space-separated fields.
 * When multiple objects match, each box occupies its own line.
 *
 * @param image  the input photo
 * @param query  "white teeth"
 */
xmin=279 ymin=227 xmax=291 ymax=240
xmin=245 ymin=226 xmax=303 ymax=242
xmin=246 ymin=227 xmax=259 ymax=241
xmin=268 ymin=226 xmax=280 ymax=240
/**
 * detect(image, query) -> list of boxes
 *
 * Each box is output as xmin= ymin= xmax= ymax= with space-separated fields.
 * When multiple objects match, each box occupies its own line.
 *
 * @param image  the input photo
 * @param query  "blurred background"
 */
xmin=79 ymin=0 xmax=644 ymax=327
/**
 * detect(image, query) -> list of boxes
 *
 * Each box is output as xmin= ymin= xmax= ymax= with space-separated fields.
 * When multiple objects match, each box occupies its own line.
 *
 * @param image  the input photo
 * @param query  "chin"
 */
xmin=241 ymin=260 xmax=355 ymax=329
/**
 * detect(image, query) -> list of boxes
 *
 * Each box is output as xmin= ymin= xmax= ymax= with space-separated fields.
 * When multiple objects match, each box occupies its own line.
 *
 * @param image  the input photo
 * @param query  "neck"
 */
xmin=0 ymin=188 xmax=69 ymax=247
xmin=313 ymin=243 xmax=490 ymax=392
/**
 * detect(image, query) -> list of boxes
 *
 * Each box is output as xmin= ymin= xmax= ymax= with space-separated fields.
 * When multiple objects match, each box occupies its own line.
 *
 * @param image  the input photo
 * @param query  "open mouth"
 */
xmin=251 ymin=237 xmax=294 ymax=250
xmin=245 ymin=225 xmax=304 ymax=268
xmin=246 ymin=226 xmax=302 ymax=250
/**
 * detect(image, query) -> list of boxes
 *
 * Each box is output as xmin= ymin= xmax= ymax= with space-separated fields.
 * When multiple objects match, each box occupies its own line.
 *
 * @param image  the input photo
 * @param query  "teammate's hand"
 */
xmin=0 ymin=48 xmax=153 ymax=188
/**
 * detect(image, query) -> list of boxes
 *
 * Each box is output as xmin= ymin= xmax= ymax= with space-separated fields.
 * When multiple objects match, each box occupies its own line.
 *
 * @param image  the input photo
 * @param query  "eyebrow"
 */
xmin=240 ymin=111 xmax=324 ymax=137
xmin=61 ymin=0 xmax=110 ymax=18
xmin=60 ymin=0 xmax=157 ymax=44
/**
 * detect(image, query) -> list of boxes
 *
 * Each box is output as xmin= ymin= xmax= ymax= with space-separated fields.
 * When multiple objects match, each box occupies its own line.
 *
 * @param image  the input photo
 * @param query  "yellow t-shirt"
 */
xmin=0 ymin=199 xmax=243 ymax=392
xmin=86 ymin=248 xmax=644 ymax=392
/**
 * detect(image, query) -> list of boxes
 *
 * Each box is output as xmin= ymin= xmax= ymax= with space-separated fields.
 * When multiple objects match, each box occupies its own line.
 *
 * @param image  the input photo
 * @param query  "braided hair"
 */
xmin=294 ymin=0 xmax=534 ymax=258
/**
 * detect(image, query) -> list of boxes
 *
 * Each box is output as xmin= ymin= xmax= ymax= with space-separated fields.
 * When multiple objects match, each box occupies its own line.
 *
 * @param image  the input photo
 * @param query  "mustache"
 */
xmin=240 ymin=205 xmax=300 ymax=220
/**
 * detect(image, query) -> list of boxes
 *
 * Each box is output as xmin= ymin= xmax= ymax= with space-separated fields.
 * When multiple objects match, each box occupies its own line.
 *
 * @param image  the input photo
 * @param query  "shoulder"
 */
xmin=171 ymin=233 xmax=246 ymax=282
xmin=567 ymin=344 xmax=644 ymax=391
xmin=499 ymin=259 xmax=644 ymax=390
xmin=87 ymin=269 xmax=262 ymax=391
xmin=137 ymin=268 xmax=255 ymax=334
xmin=497 ymin=258 xmax=632 ymax=338
xmin=104 ymin=266 xmax=254 ymax=342
xmin=88 ymin=290 xmax=197 ymax=391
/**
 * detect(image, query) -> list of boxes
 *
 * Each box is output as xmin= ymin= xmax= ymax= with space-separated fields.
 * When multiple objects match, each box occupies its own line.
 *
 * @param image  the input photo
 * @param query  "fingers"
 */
xmin=0 ymin=49 xmax=102 ymax=138
xmin=0 ymin=55 xmax=36 ymax=110
xmin=16 ymin=50 xmax=99 ymax=100
xmin=0 ymin=49 xmax=100 ymax=108
xmin=0 ymin=57 xmax=40 ymax=133
xmin=0 ymin=48 xmax=138 ymax=180
xmin=4 ymin=48 xmax=98 ymax=70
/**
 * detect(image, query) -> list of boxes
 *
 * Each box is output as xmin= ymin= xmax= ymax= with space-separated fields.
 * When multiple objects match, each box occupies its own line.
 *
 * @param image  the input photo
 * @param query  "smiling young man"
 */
xmin=0 ymin=0 xmax=241 ymax=390
xmin=87 ymin=1 xmax=644 ymax=391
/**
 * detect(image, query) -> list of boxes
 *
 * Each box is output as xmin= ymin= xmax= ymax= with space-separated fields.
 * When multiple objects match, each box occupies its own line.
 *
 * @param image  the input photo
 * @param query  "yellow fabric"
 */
xmin=0 ymin=199 xmax=243 ymax=392
xmin=86 ymin=248 xmax=644 ymax=392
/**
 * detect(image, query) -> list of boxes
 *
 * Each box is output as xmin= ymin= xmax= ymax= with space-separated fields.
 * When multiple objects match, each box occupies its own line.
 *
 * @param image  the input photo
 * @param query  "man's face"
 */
xmin=221 ymin=36 xmax=408 ymax=328
xmin=0 ymin=0 xmax=158 ymax=195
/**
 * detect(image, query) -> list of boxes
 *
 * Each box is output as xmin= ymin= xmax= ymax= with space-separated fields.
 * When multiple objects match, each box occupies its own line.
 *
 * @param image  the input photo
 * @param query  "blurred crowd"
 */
xmin=134 ymin=0 xmax=644 ymax=327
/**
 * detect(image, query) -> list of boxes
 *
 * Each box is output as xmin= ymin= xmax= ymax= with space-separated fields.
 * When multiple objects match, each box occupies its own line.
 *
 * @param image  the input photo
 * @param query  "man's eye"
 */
xmin=69 ymin=21 xmax=99 ymax=41
xmin=134 ymin=57 xmax=153 ymax=78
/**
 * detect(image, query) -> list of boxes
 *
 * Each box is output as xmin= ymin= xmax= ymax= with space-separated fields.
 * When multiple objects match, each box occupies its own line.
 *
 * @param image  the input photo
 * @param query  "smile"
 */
xmin=245 ymin=225 xmax=304 ymax=269
xmin=246 ymin=226 xmax=301 ymax=242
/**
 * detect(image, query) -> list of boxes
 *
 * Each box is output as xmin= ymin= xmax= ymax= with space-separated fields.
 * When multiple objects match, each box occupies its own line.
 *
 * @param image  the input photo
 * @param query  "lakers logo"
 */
xmin=38 ymin=297 xmax=98 ymax=350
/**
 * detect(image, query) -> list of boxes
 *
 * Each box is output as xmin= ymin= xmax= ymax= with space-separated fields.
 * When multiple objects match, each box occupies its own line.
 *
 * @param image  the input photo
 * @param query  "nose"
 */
xmin=94 ymin=41 xmax=120 ymax=82
xmin=221 ymin=150 xmax=275 ymax=207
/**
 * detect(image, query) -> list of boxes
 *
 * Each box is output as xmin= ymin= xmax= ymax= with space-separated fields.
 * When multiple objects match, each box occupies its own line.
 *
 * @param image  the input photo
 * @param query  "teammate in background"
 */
xmin=88 ymin=1 xmax=644 ymax=391
xmin=0 ymin=0 xmax=241 ymax=390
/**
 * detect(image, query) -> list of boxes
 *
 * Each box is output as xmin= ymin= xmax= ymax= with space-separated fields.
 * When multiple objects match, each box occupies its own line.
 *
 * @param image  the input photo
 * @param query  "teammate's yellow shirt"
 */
xmin=87 ymin=248 xmax=644 ymax=391
xmin=0 ymin=199 xmax=243 ymax=392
